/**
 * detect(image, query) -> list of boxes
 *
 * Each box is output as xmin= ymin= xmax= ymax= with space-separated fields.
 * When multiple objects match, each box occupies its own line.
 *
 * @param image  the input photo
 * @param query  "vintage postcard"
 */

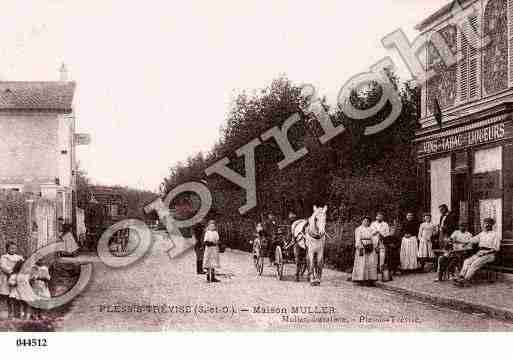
xmin=1 ymin=0 xmax=513 ymax=344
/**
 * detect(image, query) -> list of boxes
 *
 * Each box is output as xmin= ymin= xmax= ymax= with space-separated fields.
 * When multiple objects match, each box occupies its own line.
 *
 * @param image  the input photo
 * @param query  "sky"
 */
xmin=0 ymin=0 xmax=449 ymax=191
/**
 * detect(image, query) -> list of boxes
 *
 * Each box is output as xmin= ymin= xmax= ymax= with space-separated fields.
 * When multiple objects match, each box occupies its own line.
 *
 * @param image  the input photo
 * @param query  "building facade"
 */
xmin=416 ymin=0 xmax=513 ymax=267
xmin=0 ymin=76 xmax=78 ymax=223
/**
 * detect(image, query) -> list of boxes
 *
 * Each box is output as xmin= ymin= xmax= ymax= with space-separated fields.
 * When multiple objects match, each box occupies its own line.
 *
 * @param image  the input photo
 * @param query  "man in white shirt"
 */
xmin=371 ymin=212 xmax=390 ymax=238
xmin=450 ymin=222 xmax=473 ymax=251
xmin=371 ymin=212 xmax=389 ymax=271
xmin=455 ymin=218 xmax=501 ymax=286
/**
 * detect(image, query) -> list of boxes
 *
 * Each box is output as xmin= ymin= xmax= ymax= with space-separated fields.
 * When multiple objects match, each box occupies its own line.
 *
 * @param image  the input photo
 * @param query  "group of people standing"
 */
xmin=351 ymin=204 xmax=502 ymax=287
xmin=0 ymin=242 xmax=51 ymax=320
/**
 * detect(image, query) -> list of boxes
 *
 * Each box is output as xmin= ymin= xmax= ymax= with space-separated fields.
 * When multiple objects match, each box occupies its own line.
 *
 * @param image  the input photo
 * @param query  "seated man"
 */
xmin=454 ymin=218 xmax=501 ymax=286
xmin=435 ymin=222 xmax=473 ymax=282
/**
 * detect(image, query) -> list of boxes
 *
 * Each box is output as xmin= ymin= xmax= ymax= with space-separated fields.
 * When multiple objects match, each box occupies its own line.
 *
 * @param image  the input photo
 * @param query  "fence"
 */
xmin=217 ymin=219 xmax=255 ymax=252
xmin=0 ymin=190 xmax=59 ymax=258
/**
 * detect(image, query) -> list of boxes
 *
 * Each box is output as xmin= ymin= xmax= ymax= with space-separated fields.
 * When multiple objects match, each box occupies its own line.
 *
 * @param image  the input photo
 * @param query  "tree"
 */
xmin=162 ymin=73 xmax=419 ymax=225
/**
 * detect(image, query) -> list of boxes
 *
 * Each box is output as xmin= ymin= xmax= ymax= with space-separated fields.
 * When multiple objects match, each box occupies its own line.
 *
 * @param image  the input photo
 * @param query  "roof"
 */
xmin=0 ymin=81 xmax=76 ymax=111
xmin=416 ymin=0 xmax=472 ymax=32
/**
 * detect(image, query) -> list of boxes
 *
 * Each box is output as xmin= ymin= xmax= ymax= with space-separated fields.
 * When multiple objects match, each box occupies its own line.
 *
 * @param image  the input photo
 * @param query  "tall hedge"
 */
xmin=0 ymin=191 xmax=31 ymax=256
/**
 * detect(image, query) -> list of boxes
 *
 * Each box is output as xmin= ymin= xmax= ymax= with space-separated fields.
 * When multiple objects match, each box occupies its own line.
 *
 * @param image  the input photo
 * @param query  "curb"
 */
xmin=196 ymin=249 xmax=513 ymax=322
xmin=374 ymin=280 xmax=513 ymax=322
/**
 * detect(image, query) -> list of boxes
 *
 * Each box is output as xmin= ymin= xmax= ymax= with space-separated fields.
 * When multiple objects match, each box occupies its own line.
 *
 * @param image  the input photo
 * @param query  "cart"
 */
xmin=274 ymin=225 xmax=307 ymax=281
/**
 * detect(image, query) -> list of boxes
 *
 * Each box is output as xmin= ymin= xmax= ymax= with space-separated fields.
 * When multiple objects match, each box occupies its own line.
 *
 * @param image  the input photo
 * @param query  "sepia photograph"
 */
xmin=1 ymin=1 xmax=513 ymax=349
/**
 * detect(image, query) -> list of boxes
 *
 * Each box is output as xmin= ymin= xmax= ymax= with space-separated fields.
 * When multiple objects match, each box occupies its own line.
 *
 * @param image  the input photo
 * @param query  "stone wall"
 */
xmin=0 ymin=112 xmax=59 ymax=189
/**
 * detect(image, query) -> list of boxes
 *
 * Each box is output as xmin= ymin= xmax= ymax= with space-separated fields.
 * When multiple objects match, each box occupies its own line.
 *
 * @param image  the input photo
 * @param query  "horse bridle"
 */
xmin=307 ymin=216 xmax=324 ymax=240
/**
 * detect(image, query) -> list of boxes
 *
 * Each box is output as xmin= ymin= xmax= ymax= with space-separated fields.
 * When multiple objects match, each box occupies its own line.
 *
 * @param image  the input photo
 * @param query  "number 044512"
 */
xmin=16 ymin=338 xmax=47 ymax=347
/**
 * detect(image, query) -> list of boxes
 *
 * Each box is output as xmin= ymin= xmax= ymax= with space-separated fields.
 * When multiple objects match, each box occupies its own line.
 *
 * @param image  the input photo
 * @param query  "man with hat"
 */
xmin=192 ymin=220 xmax=206 ymax=274
xmin=438 ymin=204 xmax=458 ymax=248
xmin=455 ymin=217 xmax=501 ymax=286
xmin=264 ymin=213 xmax=279 ymax=266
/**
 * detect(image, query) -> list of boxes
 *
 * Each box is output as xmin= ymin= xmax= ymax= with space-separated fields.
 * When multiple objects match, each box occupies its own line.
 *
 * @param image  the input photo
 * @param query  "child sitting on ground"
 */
xmin=29 ymin=263 xmax=51 ymax=320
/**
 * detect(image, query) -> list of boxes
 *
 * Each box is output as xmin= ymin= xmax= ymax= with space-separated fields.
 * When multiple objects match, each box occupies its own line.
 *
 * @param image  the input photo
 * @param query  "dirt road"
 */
xmin=56 ymin=235 xmax=513 ymax=331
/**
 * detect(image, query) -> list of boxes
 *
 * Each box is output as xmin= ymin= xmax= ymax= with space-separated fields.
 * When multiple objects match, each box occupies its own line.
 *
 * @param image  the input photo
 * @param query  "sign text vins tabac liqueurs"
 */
xmin=421 ymin=123 xmax=506 ymax=155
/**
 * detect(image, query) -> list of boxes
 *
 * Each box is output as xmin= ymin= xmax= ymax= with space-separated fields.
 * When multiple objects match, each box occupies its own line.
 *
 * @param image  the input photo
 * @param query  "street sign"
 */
xmin=74 ymin=133 xmax=91 ymax=146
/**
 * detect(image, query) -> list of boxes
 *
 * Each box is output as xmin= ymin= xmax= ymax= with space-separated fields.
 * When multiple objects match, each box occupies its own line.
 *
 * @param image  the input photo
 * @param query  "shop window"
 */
xmin=474 ymin=146 xmax=502 ymax=174
xmin=472 ymin=146 xmax=502 ymax=236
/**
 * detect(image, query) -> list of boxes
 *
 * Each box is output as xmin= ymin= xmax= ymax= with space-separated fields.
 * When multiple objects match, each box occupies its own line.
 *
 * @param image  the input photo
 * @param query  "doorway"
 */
xmin=430 ymin=156 xmax=451 ymax=225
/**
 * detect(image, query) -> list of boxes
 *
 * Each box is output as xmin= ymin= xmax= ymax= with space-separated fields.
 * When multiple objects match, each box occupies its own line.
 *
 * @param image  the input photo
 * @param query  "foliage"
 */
xmin=161 ymin=73 xmax=420 ymax=252
xmin=76 ymin=169 xmax=157 ymax=221
xmin=0 ymin=190 xmax=31 ymax=256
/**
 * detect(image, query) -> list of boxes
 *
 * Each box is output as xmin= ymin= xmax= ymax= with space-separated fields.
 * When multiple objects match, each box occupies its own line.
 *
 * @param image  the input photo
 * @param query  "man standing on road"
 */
xmin=192 ymin=220 xmax=206 ymax=274
xmin=371 ymin=212 xmax=389 ymax=275
xmin=286 ymin=212 xmax=297 ymax=244
xmin=438 ymin=204 xmax=458 ymax=248
xmin=264 ymin=213 xmax=278 ymax=266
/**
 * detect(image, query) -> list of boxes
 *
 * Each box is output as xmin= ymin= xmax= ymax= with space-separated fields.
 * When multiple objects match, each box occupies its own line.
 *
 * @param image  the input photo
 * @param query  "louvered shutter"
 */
xmin=421 ymin=45 xmax=428 ymax=118
xmin=459 ymin=30 xmax=469 ymax=102
xmin=468 ymin=15 xmax=481 ymax=100
xmin=508 ymin=0 xmax=513 ymax=87
xmin=421 ymin=82 xmax=427 ymax=119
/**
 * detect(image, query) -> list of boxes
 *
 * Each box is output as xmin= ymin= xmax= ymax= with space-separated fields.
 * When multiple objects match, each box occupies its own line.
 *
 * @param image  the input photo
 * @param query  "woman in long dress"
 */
xmin=352 ymin=216 xmax=378 ymax=285
xmin=417 ymin=213 xmax=436 ymax=271
xmin=400 ymin=230 xmax=419 ymax=272
xmin=203 ymin=220 xmax=221 ymax=283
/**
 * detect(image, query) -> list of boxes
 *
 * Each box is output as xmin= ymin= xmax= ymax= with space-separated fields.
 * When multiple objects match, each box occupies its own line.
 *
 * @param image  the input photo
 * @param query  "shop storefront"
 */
xmin=415 ymin=107 xmax=513 ymax=268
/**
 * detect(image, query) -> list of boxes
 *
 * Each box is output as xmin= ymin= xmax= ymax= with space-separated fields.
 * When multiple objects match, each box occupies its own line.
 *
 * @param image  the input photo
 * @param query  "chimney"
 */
xmin=59 ymin=63 xmax=68 ymax=81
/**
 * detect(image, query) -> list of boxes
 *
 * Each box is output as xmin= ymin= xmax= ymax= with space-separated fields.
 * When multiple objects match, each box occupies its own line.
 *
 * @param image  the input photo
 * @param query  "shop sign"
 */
xmin=419 ymin=122 xmax=505 ymax=155
xmin=74 ymin=133 xmax=91 ymax=146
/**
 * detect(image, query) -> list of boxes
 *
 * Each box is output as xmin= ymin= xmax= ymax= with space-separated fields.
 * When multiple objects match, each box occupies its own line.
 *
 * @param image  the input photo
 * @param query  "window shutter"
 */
xmin=509 ymin=0 xmax=513 ymax=87
xmin=421 ymin=82 xmax=427 ymax=119
xmin=459 ymin=31 xmax=469 ymax=102
xmin=421 ymin=45 xmax=428 ymax=118
xmin=468 ymin=15 xmax=481 ymax=100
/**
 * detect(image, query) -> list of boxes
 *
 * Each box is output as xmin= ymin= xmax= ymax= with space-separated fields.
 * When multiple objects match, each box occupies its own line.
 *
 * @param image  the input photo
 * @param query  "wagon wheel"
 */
xmin=257 ymin=254 xmax=264 ymax=276
xmin=275 ymin=246 xmax=284 ymax=280
xmin=254 ymin=246 xmax=264 ymax=276
xmin=253 ymin=253 xmax=258 ymax=269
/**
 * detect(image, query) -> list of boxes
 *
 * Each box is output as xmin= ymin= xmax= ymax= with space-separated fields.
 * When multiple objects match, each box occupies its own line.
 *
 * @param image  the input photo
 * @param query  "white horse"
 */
xmin=291 ymin=205 xmax=327 ymax=286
